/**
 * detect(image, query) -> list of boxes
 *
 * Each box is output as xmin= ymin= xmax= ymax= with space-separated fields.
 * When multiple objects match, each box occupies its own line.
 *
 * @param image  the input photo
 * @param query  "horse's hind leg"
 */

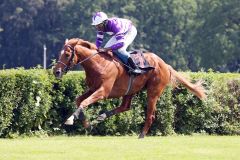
xmin=139 ymin=84 xmax=166 ymax=139
xmin=97 ymin=95 xmax=133 ymax=121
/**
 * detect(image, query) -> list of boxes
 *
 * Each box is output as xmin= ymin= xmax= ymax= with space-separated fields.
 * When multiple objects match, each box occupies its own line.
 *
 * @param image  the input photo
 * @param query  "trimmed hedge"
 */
xmin=0 ymin=69 xmax=239 ymax=137
xmin=0 ymin=69 xmax=53 ymax=137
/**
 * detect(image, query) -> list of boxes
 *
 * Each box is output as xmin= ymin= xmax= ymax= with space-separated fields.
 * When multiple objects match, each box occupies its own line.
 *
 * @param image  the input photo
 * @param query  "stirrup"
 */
xmin=133 ymin=68 xmax=142 ymax=74
xmin=129 ymin=68 xmax=144 ymax=75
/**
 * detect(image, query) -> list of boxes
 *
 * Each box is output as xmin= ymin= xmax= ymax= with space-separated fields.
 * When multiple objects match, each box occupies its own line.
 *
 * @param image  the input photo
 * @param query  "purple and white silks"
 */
xmin=96 ymin=18 xmax=135 ymax=49
xmin=95 ymin=17 xmax=137 ymax=63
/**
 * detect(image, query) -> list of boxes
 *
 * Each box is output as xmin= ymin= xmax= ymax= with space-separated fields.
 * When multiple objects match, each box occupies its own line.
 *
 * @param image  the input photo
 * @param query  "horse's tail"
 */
xmin=168 ymin=65 xmax=206 ymax=100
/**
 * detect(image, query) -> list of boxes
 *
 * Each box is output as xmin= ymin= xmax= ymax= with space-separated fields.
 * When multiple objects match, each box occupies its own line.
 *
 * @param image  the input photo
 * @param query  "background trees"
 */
xmin=192 ymin=0 xmax=240 ymax=71
xmin=0 ymin=0 xmax=239 ymax=72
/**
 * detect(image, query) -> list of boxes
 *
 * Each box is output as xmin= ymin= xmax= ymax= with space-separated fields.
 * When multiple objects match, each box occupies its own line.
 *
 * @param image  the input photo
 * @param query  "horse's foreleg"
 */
xmin=66 ymin=86 xmax=109 ymax=128
xmin=97 ymin=95 xmax=133 ymax=121
xmin=64 ymin=90 xmax=93 ymax=126
xmin=75 ymin=90 xmax=93 ymax=107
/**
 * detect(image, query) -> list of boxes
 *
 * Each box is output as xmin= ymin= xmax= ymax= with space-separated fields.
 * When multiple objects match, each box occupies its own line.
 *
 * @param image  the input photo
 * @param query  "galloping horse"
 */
xmin=53 ymin=38 xmax=206 ymax=138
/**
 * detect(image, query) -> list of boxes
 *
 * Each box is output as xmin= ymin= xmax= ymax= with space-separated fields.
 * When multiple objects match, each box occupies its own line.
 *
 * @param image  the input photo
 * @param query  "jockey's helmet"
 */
xmin=91 ymin=12 xmax=108 ymax=25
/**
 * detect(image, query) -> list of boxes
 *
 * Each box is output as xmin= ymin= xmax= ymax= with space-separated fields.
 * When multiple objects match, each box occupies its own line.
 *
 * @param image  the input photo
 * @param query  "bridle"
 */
xmin=57 ymin=44 xmax=76 ymax=73
xmin=57 ymin=44 xmax=98 ymax=73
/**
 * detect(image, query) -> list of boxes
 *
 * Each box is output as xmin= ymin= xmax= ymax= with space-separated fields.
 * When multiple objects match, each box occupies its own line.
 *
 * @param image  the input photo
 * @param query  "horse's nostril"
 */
xmin=55 ymin=70 xmax=62 ymax=78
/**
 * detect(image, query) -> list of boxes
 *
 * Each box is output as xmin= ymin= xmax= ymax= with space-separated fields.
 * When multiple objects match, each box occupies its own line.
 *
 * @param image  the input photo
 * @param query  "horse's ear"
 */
xmin=65 ymin=39 xmax=69 ymax=44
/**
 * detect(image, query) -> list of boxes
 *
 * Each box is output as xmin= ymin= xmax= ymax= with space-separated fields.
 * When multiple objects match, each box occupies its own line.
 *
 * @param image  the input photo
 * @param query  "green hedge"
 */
xmin=0 ymin=69 xmax=53 ymax=137
xmin=0 ymin=69 xmax=239 ymax=137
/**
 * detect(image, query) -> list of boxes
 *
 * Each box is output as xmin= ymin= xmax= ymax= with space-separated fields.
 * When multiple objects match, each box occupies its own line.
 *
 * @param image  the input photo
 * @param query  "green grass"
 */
xmin=0 ymin=135 xmax=239 ymax=160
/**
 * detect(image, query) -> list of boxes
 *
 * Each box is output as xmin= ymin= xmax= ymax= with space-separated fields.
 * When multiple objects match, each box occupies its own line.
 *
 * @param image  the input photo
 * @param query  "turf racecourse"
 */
xmin=0 ymin=135 xmax=239 ymax=160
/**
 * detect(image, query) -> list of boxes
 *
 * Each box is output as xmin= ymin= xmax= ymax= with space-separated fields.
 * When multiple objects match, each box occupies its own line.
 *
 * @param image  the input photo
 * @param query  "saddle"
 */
xmin=128 ymin=50 xmax=155 ymax=74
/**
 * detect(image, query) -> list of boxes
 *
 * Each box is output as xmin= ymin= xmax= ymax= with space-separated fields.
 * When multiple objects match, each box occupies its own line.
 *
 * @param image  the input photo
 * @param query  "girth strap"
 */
xmin=125 ymin=74 xmax=135 ymax=95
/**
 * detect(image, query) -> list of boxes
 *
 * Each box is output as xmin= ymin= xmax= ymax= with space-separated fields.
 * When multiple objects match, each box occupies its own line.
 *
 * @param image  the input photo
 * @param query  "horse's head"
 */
xmin=53 ymin=38 xmax=98 ymax=78
xmin=53 ymin=39 xmax=79 ymax=78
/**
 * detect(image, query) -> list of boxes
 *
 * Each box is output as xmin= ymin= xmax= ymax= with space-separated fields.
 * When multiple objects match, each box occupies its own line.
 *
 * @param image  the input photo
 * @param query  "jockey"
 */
xmin=91 ymin=11 xmax=142 ymax=74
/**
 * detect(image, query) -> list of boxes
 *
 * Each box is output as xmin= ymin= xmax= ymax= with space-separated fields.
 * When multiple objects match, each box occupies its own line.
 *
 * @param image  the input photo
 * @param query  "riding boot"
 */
xmin=127 ymin=57 xmax=143 ymax=74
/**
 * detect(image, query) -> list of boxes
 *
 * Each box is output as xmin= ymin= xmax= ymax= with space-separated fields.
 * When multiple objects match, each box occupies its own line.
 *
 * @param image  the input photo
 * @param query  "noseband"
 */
xmin=57 ymin=44 xmax=75 ymax=73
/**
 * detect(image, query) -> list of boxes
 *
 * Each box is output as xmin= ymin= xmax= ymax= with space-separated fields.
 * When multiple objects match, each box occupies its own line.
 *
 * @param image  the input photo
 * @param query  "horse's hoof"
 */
xmin=64 ymin=115 xmax=74 ymax=125
xmin=138 ymin=133 xmax=145 ymax=139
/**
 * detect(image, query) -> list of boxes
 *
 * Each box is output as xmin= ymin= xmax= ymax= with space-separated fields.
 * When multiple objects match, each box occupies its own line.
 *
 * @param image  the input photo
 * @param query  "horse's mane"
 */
xmin=67 ymin=38 xmax=97 ymax=50
xmin=67 ymin=38 xmax=117 ymax=63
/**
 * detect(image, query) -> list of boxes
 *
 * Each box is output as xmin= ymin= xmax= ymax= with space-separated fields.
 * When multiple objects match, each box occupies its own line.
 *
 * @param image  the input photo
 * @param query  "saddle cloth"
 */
xmin=129 ymin=50 xmax=155 ymax=71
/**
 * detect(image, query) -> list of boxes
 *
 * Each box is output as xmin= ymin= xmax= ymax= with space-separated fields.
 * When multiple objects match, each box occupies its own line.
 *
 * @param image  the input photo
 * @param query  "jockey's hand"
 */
xmin=98 ymin=48 xmax=111 ymax=53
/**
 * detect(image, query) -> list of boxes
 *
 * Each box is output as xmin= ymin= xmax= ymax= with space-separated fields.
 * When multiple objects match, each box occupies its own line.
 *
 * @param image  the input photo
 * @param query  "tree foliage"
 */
xmin=192 ymin=0 xmax=240 ymax=71
xmin=0 ymin=0 xmax=239 ymax=71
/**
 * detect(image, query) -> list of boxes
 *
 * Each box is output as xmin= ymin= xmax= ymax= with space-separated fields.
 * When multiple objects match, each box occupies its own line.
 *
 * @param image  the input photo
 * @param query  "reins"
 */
xmin=57 ymin=42 xmax=134 ymax=74
xmin=76 ymin=51 xmax=98 ymax=65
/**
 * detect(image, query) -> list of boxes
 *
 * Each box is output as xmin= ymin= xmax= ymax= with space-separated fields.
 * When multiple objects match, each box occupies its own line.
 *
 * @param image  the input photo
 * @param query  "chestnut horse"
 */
xmin=53 ymin=38 xmax=206 ymax=138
